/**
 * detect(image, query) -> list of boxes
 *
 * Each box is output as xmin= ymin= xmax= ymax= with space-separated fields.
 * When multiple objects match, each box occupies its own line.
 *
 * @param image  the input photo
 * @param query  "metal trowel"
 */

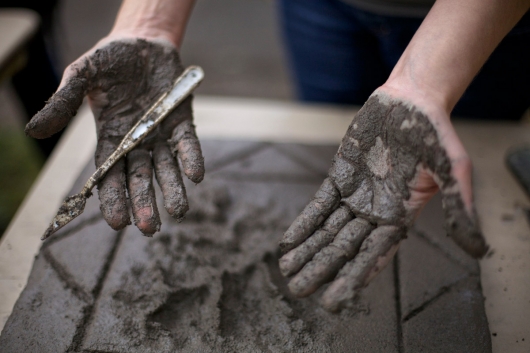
xmin=42 ymin=66 xmax=204 ymax=240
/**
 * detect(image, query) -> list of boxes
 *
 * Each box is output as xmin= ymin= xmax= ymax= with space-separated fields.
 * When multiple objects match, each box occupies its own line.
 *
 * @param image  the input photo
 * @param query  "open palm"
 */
xmin=26 ymin=38 xmax=204 ymax=235
xmin=279 ymin=91 xmax=488 ymax=312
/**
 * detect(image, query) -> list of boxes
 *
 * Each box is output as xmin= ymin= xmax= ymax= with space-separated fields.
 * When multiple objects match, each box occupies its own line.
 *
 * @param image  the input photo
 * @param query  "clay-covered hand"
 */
xmin=25 ymin=38 xmax=204 ymax=235
xmin=279 ymin=89 xmax=488 ymax=312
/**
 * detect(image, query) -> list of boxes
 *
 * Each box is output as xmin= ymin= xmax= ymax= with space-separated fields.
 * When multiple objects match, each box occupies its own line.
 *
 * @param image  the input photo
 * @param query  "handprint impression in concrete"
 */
xmin=280 ymin=92 xmax=488 ymax=312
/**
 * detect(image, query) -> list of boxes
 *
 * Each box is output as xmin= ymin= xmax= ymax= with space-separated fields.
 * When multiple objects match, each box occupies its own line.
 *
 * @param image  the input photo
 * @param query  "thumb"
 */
xmin=437 ymin=154 xmax=489 ymax=258
xmin=25 ymin=59 xmax=89 ymax=139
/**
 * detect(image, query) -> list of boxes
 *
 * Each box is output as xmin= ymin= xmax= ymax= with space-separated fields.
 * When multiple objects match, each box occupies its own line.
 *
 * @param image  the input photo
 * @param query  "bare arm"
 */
xmin=109 ymin=0 xmax=196 ymax=48
xmin=385 ymin=0 xmax=530 ymax=112
xmin=382 ymin=0 xmax=530 ymax=221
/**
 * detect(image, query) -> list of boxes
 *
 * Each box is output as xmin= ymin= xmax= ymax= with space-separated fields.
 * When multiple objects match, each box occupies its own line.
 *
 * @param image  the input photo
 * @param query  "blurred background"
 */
xmin=0 ymin=0 xmax=291 ymax=236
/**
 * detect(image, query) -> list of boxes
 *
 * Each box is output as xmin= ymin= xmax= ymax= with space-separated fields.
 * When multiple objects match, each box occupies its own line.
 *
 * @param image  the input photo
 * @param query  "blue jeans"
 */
xmin=278 ymin=0 xmax=530 ymax=120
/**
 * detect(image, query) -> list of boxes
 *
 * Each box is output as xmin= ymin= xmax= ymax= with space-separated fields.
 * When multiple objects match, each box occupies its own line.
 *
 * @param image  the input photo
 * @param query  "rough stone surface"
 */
xmin=200 ymin=140 xmax=271 ymax=171
xmin=0 ymin=140 xmax=491 ymax=352
xmin=45 ymin=218 xmax=120 ymax=296
xmin=402 ymin=277 xmax=491 ymax=352
xmin=414 ymin=193 xmax=480 ymax=273
xmin=398 ymin=192 xmax=491 ymax=352
xmin=40 ymin=159 xmax=121 ymax=298
xmin=210 ymin=143 xmax=327 ymax=184
xmin=0 ymin=255 xmax=87 ymax=353
xmin=81 ymin=179 xmax=398 ymax=352
xmin=272 ymin=143 xmax=338 ymax=179
xmin=398 ymin=231 xmax=470 ymax=319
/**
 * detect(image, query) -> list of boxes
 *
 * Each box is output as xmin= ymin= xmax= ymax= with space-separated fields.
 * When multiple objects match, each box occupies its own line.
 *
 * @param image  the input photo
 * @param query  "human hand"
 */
xmin=25 ymin=37 xmax=204 ymax=235
xmin=279 ymin=88 xmax=488 ymax=312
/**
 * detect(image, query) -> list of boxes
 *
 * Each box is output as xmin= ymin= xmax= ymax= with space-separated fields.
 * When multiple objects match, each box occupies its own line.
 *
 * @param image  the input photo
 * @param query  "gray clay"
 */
xmin=153 ymin=143 xmax=188 ymax=221
xmin=25 ymin=39 xmax=204 ymax=234
xmin=77 ymin=181 xmax=394 ymax=353
xmin=280 ymin=92 xmax=488 ymax=312
xmin=127 ymin=148 xmax=161 ymax=235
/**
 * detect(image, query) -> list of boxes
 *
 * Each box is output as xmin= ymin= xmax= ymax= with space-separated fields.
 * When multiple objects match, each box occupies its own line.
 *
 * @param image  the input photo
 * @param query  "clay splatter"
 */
xmin=80 ymin=181 xmax=379 ymax=352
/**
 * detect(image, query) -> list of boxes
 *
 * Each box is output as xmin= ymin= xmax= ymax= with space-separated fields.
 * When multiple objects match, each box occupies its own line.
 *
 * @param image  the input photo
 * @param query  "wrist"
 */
xmin=382 ymin=61 xmax=457 ymax=116
xmin=108 ymin=26 xmax=179 ymax=48
xmin=109 ymin=0 xmax=196 ymax=49
xmin=379 ymin=76 xmax=453 ymax=122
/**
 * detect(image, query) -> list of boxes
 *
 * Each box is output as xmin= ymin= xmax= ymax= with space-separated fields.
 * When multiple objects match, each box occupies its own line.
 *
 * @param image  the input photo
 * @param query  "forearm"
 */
xmin=384 ymin=0 xmax=530 ymax=113
xmin=110 ymin=0 xmax=196 ymax=48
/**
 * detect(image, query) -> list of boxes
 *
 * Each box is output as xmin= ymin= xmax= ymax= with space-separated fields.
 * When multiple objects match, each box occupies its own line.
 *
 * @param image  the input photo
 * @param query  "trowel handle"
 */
xmin=82 ymin=66 xmax=204 ymax=195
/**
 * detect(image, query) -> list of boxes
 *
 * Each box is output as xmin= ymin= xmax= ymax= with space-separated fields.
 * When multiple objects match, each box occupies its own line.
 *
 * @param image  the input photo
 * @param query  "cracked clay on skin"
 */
xmin=26 ymin=39 xmax=205 ymax=235
xmin=279 ymin=92 xmax=488 ymax=312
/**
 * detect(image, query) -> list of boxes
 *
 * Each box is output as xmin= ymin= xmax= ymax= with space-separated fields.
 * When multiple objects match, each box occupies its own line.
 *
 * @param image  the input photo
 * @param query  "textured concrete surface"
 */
xmin=0 ymin=140 xmax=491 ymax=352
xmin=0 ymin=105 xmax=95 ymax=331
xmin=0 ymin=254 xmax=86 ymax=353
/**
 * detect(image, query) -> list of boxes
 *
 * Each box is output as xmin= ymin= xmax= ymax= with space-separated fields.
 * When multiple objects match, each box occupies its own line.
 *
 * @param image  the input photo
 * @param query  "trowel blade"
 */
xmin=42 ymin=193 xmax=87 ymax=240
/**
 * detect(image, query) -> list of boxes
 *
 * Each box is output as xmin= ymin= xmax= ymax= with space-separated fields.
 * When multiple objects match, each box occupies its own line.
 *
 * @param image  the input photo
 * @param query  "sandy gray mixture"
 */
xmin=78 ymin=181 xmax=387 ymax=353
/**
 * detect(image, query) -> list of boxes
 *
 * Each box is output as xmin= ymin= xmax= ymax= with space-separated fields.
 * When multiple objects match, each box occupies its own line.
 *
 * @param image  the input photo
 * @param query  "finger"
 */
xmin=440 ymin=181 xmax=488 ymax=258
xmin=25 ymin=60 xmax=89 ymax=139
xmin=328 ymin=155 xmax=359 ymax=197
xmin=288 ymin=218 xmax=374 ymax=297
xmin=280 ymin=178 xmax=341 ymax=253
xmin=127 ymin=148 xmax=161 ymax=235
xmin=153 ymin=143 xmax=188 ymax=221
xmin=169 ymin=119 xmax=205 ymax=184
xmin=95 ymin=138 xmax=130 ymax=230
xmin=321 ymin=225 xmax=404 ymax=312
xmin=434 ymin=147 xmax=488 ymax=258
xmin=279 ymin=206 xmax=353 ymax=277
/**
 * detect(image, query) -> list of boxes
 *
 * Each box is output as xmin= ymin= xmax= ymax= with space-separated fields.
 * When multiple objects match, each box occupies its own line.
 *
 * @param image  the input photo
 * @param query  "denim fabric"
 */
xmin=278 ymin=0 xmax=530 ymax=120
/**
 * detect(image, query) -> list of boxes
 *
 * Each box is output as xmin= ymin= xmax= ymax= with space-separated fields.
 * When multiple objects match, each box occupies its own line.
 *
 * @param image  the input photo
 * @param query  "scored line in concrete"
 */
xmin=66 ymin=229 xmax=125 ymax=352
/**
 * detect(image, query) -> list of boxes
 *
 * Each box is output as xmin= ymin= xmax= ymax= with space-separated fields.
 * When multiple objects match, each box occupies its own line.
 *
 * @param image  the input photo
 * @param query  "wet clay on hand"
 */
xmin=279 ymin=92 xmax=488 ymax=312
xmin=26 ymin=39 xmax=204 ymax=235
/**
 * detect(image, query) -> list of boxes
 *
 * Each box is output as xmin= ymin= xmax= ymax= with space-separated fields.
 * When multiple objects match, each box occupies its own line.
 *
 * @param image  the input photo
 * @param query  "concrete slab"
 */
xmin=457 ymin=122 xmax=530 ymax=352
xmin=44 ymin=218 xmax=120 ymax=298
xmin=0 ymin=96 xmax=527 ymax=352
xmin=1 ymin=139 xmax=492 ymax=352
xmin=271 ymin=143 xmax=338 ymax=179
xmin=414 ymin=194 xmax=479 ymax=273
xmin=0 ymin=155 xmax=122 ymax=352
xmin=200 ymin=139 xmax=270 ymax=172
xmin=398 ymin=230 xmax=471 ymax=319
xmin=0 ymin=255 xmax=87 ymax=353
xmin=398 ymin=188 xmax=492 ymax=352
xmin=402 ymin=276 xmax=491 ymax=353
xmin=73 ymin=141 xmax=398 ymax=352
xmin=210 ymin=143 xmax=326 ymax=183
